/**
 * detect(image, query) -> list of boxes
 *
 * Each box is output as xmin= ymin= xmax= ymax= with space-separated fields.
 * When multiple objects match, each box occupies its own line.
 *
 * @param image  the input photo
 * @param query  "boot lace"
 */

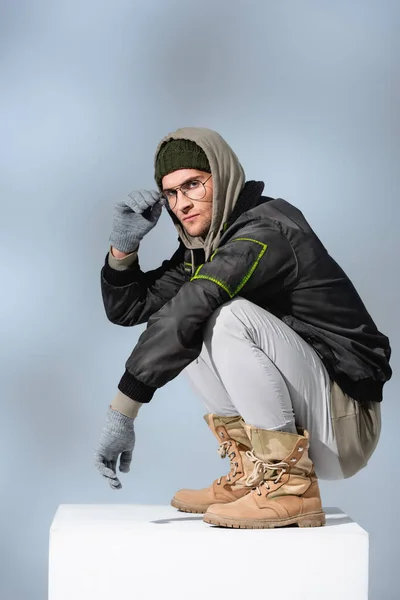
xmin=217 ymin=441 xmax=239 ymax=485
xmin=245 ymin=450 xmax=289 ymax=494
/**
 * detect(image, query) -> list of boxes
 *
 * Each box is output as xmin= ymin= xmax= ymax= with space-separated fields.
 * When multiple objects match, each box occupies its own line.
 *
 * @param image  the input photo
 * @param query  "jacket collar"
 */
xmin=187 ymin=181 xmax=269 ymax=265
xmin=225 ymin=180 xmax=266 ymax=229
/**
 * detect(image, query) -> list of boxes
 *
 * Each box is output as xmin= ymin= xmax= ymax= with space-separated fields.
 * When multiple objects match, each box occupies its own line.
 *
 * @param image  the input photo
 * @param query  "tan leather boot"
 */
xmin=171 ymin=414 xmax=257 ymax=514
xmin=203 ymin=426 xmax=326 ymax=528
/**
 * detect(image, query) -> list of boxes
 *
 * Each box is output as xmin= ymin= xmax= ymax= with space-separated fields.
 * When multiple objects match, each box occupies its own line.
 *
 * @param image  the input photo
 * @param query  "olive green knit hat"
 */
xmin=155 ymin=138 xmax=211 ymax=188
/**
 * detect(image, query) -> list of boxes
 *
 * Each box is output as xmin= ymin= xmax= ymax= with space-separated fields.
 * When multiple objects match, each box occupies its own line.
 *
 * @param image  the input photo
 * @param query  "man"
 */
xmin=94 ymin=127 xmax=391 ymax=529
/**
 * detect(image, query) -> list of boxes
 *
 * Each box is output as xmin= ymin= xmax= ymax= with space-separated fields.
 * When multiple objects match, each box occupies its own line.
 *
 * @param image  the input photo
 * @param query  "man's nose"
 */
xmin=175 ymin=190 xmax=193 ymax=210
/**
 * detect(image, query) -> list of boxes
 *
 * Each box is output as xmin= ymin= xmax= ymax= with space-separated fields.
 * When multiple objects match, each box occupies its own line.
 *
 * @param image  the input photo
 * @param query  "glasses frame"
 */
xmin=161 ymin=174 xmax=212 ymax=211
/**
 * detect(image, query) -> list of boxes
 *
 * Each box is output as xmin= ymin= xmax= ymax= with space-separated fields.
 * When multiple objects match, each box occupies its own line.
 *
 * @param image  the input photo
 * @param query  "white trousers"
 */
xmin=185 ymin=298 xmax=344 ymax=479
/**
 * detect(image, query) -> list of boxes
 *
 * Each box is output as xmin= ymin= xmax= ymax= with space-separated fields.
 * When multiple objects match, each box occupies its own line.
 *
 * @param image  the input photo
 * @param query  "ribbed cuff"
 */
xmin=118 ymin=369 xmax=157 ymax=404
xmin=102 ymin=253 xmax=141 ymax=286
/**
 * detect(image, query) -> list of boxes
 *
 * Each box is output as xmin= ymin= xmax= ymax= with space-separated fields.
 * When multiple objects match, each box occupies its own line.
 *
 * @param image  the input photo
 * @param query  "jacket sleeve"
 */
xmin=101 ymin=243 xmax=187 ymax=326
xmin=118 ymin=221 xmax=298 ymax=402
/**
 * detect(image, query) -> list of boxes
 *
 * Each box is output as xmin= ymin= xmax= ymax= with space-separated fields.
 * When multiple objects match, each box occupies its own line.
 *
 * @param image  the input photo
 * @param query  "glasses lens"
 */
xmin=161 ymin=192 xmax=177 ymax=211
xmin=183 ymin=180 xmax=206 ymax=201
xmin=162 ymin=179 xmax=208 ymax=210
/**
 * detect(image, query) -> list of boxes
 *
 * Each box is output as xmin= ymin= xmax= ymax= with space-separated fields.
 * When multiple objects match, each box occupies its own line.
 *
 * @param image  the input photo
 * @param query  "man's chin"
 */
xmin=183 ymin=225 xmax=205 ymax=237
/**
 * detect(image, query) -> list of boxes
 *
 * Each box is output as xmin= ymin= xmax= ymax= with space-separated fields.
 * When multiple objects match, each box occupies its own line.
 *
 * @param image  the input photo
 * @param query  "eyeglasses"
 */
xmin=161 ymin=174 xmax=212 ymax=211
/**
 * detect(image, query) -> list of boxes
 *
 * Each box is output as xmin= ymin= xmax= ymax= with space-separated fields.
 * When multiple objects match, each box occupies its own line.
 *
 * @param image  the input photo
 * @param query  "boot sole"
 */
xmin=171 ymin=497 xmax=209 ymax=514
xmin=203 ymin=510 xmax=326 ymax=529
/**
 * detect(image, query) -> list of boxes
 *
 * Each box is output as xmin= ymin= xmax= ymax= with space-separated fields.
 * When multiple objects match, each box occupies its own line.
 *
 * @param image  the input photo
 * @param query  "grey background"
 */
xmin=0 ymin=1 xmax=399 ymax=598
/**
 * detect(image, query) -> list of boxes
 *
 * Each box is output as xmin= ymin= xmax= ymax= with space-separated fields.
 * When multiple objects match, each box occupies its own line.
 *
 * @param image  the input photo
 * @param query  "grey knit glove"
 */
xmin=94 ymin=408 xmax=136 ymax=490
xmin=109 ymin=189 xmax=163 ymax=253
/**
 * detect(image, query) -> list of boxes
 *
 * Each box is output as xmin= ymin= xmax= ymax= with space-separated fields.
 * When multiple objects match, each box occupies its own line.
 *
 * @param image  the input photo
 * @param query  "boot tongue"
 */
xmin=263 ymin=461 xmax=287 ymax=481
xmin=204 ymin=414 xmax=252 ymax=448
xmin=244 ymin=424 xmax=312 ymax=479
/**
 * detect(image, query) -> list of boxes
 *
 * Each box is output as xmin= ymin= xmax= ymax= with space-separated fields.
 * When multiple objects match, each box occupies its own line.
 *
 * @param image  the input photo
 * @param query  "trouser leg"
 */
xmin=185 ymin=298 xmax=344 ymax=480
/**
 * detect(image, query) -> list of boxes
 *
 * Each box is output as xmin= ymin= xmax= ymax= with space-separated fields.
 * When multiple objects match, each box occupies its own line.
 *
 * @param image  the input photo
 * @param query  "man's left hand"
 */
xmin=94 ymin=407 xmax=135 ymax=489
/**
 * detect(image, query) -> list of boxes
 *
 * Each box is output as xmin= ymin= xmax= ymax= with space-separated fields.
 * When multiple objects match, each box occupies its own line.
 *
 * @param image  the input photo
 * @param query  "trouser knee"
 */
xmin=202 ymin=297 xmax=255 ymax=347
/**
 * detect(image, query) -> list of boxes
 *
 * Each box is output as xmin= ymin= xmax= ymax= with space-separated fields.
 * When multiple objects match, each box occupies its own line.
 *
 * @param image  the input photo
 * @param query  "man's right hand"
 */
xmin=109 ymin=189 xmax=163 ymax=254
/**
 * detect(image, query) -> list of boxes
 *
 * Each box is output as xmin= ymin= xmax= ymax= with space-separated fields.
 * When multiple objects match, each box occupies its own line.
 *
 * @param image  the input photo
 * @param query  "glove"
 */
xmin=109 ymin=189 xmax=163 ymax=253
xmin=94 ymin=407 xmax=136 ymax=490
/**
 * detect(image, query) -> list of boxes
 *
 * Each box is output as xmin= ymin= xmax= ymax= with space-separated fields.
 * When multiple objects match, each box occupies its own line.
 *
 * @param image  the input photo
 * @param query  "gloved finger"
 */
xmin=141 ymin=189 xmax=161 ymax=208
xmin=108 ymin=477 xmax=122 ymax=490
xmin=94 ymin=460 xmax=116 ymax=479
xmin=134 ymin=190 xmax=160 ymax=213
xmin=148 ymin=189 xmax=162 ymax=203
xmin=124 ymin=192 xmax=144 ymax=213
xmin=142 ymin=200 xmax=162 ymax=223
xmin=133 ymin=191 xmax=148 ymax=212
xmin=149 ymin=201 xmax=163 ymax=222
xmin=119 ymin=450 xmax=133 ymax=473
xmin=96 ymin=462 xmax=122 ymax=489
xmin=103 ymin=460 xmax=122 ymax=489
xmin=94 ymin=453 xmax=109 ymax=474
xmin=94 ymin=455 xmax=118 ymax=478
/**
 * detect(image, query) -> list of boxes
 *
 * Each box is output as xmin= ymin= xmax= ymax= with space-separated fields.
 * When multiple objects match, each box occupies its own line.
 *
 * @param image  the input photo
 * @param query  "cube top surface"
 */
xmin=50 ymin=504 xmax=367 ymax=537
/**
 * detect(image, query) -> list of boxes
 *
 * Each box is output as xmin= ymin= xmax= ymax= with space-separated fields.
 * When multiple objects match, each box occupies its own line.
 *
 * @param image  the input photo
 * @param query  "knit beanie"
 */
xmin=155 ymin=139 xmax=211 ymax=188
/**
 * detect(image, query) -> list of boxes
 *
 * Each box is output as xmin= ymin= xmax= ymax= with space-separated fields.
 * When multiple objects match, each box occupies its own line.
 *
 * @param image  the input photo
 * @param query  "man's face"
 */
xmin=161 ymin=169 xmax=213 ymax=238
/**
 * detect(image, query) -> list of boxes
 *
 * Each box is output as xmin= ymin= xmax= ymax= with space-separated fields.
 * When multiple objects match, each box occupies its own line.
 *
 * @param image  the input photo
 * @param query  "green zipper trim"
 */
xmin=210 ymin=250 xmax=218 ymax=261
xmin=190 ymin=238 xmax=268 ymax=298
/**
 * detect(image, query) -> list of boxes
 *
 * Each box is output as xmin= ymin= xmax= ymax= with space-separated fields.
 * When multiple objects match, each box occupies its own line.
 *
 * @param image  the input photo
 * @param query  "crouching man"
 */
xmin=94 ymin=127 xmax=391 ymax=529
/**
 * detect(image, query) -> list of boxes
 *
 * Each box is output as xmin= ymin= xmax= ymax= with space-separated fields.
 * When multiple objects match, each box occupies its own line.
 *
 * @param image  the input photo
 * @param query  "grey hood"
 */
xmin=154 ymin=127 xmax=245 ymax=260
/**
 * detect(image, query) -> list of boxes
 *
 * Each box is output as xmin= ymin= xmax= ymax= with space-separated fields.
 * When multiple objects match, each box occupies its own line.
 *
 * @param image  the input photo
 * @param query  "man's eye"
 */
xmin=182 ymin=180 xmax=200 ymax=192
xmin=165 ymin=190 xmax=176 ymax=199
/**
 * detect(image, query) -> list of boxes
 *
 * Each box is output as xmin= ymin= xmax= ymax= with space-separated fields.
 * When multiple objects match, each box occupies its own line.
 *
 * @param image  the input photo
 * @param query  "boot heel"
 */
xmin=298 ymin=513 xmax=326 ymax=528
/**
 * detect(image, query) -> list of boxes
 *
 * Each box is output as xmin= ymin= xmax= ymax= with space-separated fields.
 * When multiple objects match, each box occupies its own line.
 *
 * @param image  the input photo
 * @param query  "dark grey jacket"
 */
xmin=101 ymin=181 xmax=392 ymax=405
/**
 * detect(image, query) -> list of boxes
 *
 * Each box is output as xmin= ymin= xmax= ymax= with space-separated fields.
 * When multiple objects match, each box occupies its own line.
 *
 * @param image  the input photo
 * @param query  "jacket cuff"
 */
xmin=118 ymin=369 xmax=157 ymax=403
xmin=102 ymin=253 xmax=141 ymax=286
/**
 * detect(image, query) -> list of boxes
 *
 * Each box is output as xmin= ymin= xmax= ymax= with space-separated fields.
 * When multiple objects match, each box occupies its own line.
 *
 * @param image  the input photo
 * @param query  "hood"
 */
xmin=154 ymin=127 xmax=245 ymax=260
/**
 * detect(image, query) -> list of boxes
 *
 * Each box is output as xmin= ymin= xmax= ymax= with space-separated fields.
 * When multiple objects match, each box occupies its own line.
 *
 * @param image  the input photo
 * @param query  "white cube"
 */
xmin=48 ymin=505 xmax=368 ymax=600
